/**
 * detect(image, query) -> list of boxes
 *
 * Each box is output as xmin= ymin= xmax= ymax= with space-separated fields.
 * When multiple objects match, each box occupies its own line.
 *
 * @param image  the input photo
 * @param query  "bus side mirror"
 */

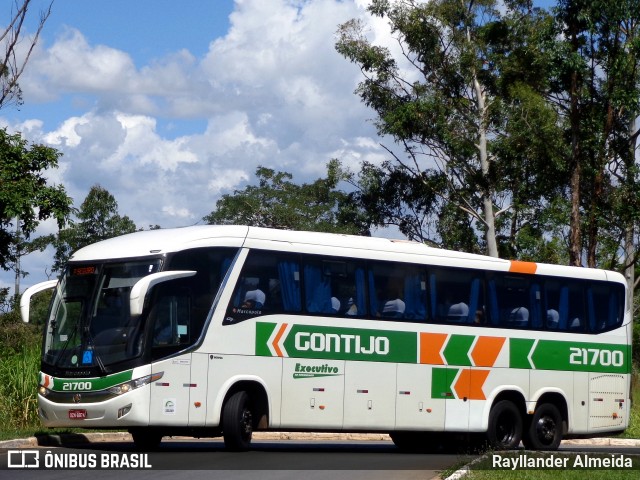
xmin=129 ymin=271 xmax=197 ymax=316
xmin=20 ymin=280 xmax=58 ymax=323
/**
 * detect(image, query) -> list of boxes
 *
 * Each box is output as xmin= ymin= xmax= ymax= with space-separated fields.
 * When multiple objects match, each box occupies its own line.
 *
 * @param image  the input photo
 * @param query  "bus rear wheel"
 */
xmin=487 ymin=400 xmax=522 ymax=450
xmin=523 ymin=403 xmax=563 ymax=451
xmin=222 ymin=391 xmax=253 ymax=451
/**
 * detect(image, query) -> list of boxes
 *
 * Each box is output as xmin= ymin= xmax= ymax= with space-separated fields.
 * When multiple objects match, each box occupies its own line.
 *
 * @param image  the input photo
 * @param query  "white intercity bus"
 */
xmin=21 ymin=226 xmax=632 ymax=451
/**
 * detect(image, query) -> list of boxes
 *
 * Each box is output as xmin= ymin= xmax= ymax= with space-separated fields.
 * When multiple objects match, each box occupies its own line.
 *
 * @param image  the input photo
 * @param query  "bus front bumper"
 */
xmin=37 ymin=384 xmax=150 ymax=428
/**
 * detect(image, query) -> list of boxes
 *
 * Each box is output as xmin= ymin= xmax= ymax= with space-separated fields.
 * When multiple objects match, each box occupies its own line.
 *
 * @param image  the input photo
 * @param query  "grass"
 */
xmin=465 ymin=467 xmax=639 ymax=480
xmin=619 ymin=369 xmax=640 ymax=439
xmin=464 ymin=452 xmax=640 ymax=480
xmin=0 ymin=344 xmax=40 ymax=432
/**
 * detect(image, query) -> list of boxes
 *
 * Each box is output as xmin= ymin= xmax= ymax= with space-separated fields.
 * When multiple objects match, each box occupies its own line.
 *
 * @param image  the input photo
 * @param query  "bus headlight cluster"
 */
xmin=38 ymin=386 xmax=50 ymax=397
xmin=107 ymin=372 xmax=164 ymax=396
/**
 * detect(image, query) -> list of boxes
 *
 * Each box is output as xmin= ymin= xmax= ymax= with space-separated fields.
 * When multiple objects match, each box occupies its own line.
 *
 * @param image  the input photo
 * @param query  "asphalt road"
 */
xmin=1 ymin=438 xmax=468 ymax=480
xmin=2 ymin=436 xmax=640 ymax=480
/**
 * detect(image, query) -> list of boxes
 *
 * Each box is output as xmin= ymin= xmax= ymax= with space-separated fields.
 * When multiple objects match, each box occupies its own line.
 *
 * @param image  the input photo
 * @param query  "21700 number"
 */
xmin=569 ymin=347 xmax=624 ymax=367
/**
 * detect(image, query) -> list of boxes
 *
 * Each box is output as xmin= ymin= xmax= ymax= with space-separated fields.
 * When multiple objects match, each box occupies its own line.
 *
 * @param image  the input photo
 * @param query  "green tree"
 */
xmin=336 ymin=0 xmax=563 ymax=257
xmin=546 ymin=0 xmax=640 ymax=269
xmin=204 ymin=160 xmax=370 ymax=235
xmin=52 ymin=185 xmax=137 ymax=271
xmin=0 ymin=128 xmax=71 ymax=271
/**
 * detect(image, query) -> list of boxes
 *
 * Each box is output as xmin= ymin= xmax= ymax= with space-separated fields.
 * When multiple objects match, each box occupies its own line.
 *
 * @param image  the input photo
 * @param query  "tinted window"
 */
xmin=431 ymin=268 xmax=483 ymax=325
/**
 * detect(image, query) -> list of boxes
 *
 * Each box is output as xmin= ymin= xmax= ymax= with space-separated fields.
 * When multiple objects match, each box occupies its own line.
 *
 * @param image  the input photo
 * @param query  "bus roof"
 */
xmin=68 ymin=225 xmax=625 ymax=284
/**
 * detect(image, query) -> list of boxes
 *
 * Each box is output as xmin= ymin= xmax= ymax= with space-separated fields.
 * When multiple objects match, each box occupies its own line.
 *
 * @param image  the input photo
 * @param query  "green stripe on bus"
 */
xmin=256 ymin=322 xmax=630 ymax=373
xmin=508 ymin=338 xmax=629 ymax=373
xmin=51 ymin=370 xmax=133 ymax=392
xmin=431 ymin=367 xmax=457 ymax=399
xmin=531 ymin=340 xmax=629 ymax=374
xmin=256 ymin=322 xmax=418 ymax=363
xmin=282 ymin=324 xmax=417 ymax=363
xmin=442 ymin=335 xmax=474 ymax=366
xmin=255 ymin=322 xmax=277 ymax=357
xmin=509 ymin=338 xmax=535 ymax=369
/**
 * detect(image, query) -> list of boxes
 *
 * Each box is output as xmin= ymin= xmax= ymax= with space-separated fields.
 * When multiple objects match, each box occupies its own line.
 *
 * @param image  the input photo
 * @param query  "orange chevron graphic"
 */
xmin=471 ymin=336 xmax=506 ymax=367
xmin=272 ymin=323 xmax=288 ymax=357
xmin=454 ymin=369 xmax=490 ymax=400
xmin=419 ymin=332 xmax=448 ymax=365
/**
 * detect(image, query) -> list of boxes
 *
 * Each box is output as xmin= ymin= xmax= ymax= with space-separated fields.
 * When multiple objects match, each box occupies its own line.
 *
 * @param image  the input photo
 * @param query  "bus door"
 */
xmin=150 ymin=353 xmax=192 ymax=425
xmin=148 ymin=292 xmax=194 ymax=425
xmin=188 ymin=352 xmax=210 ymax=426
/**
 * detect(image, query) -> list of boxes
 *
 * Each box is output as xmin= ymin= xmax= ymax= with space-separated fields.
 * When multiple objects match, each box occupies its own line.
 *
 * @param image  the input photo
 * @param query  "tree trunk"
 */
xmin=625 ymin=116 xmax=637 ymax=313
xmin=473 ymin=73 xmax=498 ymax=258
xmin=568 ymin=18 xmax=582 ymax=267
xmin=13 ymin=218 xmax=21 ymax=303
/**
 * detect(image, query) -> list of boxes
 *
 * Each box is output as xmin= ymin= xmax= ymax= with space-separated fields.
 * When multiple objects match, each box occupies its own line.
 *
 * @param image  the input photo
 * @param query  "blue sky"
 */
xmin=2 ymin=0 xmax=388 ymax=292
xmin=1 ymin=0 xmax=557 ymax=293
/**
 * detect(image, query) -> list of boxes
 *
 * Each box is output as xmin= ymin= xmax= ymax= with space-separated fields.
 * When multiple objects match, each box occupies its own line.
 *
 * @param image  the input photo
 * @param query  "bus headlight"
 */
xmin=38 ymin=386 xmax=50 ymax=397
xmin=107 ymin=372 xmax=164 ymax=396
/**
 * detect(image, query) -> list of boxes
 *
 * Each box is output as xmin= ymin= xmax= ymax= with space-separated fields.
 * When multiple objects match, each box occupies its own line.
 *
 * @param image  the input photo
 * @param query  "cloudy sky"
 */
xmin=1 ymin=0 xmax=401 ymax=292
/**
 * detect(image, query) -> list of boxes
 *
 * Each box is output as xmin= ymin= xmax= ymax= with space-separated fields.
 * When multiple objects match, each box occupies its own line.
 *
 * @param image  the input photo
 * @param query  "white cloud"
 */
xmin=2 ymin=0 xmax=401 ymax=292
xmin=28 ymin=28 xmax=136 ymax=96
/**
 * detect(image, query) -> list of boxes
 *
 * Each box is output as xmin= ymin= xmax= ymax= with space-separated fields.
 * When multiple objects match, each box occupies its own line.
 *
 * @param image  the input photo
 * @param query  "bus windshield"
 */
xmin=43 ymin=260 xmax=162 ymax=370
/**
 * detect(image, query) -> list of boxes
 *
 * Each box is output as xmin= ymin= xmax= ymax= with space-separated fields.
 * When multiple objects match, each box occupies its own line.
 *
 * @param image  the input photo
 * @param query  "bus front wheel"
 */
xmin=487 ymin=400 xmax=522 ymax=450
xmin=130 ymin=428 xmax=163 ymax=451
xmin=222 ymin=391 xmax=253 ymax=451
xmin=523 ymin=403 xmax=563 ymax=451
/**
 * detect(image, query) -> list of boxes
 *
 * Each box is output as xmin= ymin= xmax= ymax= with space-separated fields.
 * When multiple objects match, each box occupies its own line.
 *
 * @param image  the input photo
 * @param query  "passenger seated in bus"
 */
xmin=447 ymin=302 xmax=469 ymax=322
xmin=546 ymin=309 xmax=559 ymax=329
xmin=382 ymin=297 xmax=405 ymax=318
xmin=331 ymin=297 xmax=340 ymax=314
xmin=378 ymin=283 xmax=405 ymax=318
xmin=242 ymin=289 xmax=265 ymax=309
xmin=569 ymin=317 xmax=582 ymax=331
xmin=509 ymin=307 xmax=529 ymax=327
xmin=345 ymin=297 xmax=358 ymax=316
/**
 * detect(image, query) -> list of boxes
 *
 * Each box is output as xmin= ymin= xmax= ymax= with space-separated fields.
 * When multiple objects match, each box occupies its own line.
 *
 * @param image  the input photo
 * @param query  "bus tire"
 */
xmin=222 ymin=391 xmax=253 ymax=451
xmin=130 ymin=429 xmax=163 ymax=451
xmin=487 ymin=400 xmax=522 ymax=450
xmin=523 ymin=403 xmax=563 ymax=451
xmin=390 ymin=432 xmax=423 ymax=452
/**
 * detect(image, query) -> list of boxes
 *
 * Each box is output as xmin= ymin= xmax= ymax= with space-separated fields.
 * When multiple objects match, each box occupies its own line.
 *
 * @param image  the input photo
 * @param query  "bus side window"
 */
xmin=544 ymin=280 xmax=564 ymax=330
xmin=567 ymin=283 xmax=586 ymax=332
xmin=150 ymin=287 xmax=191 ymax=348
xmin=431 ymin=268 xmax=480 ymax=324
xmin=588 ymin=282 xmax=623 ymax=332
xmin=321 ymin=260 xmax=365 ymax=317
xmin=489 ymin=275 xmax=536 ymax=329
xmin=226 ymin=251 xmax=302 ymax=323
xmin=544 ymin=280 xmax=585 ymax=332
xmin=304 ymin=260 xmax=334 ymax=314
xmin=402 ymin=270 xmax=427 ymax=321
xmin=367 ymin=261 xmax=426 ymax=322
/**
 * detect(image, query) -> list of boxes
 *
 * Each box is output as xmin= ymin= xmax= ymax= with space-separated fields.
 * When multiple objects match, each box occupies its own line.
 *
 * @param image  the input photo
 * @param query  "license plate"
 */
xmin=68 ymin=409 xmax=87 ymax=420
